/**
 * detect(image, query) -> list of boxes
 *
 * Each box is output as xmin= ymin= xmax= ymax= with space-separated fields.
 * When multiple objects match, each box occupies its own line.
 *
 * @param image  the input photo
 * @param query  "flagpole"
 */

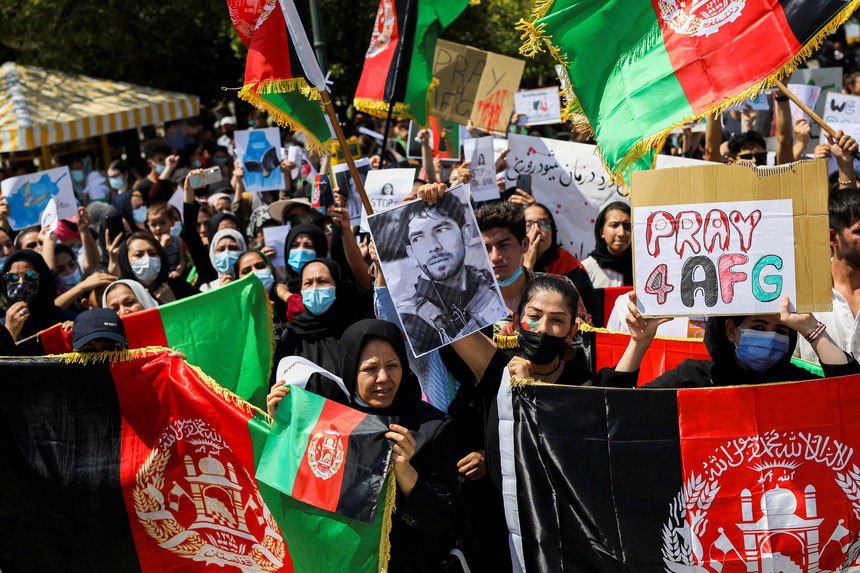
xmin=379 ymin=102 xmax=395 ymax=169
xmin=320 ymin=91 xmax=374 ymax=214
xmin=774 ymin=80 xmax=860 ymax=160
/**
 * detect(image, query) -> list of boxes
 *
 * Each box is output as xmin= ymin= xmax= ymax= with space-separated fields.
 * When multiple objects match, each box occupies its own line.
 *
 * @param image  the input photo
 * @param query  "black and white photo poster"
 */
xmin=332 ymin=158 xmax=371 ymax=227
xmin=367 ymin=185 xmax=508 ymax=357
xmin=365 ymin=168 xmax=415 ymax=213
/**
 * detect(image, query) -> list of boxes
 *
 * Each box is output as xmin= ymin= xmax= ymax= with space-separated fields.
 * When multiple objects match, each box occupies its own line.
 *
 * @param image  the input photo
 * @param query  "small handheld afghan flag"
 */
xmin=518 ymin=0 xmax=860 ymax=183
xmin=354 ymin=0 xmax=471 ymax=126
xmin=228 ymin=0 xmax=336 ymax=153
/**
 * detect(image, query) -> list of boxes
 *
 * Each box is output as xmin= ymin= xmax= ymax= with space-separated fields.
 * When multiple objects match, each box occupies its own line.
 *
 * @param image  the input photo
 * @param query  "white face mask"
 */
xmin=130 ymin=256 xmax=161 ymax=286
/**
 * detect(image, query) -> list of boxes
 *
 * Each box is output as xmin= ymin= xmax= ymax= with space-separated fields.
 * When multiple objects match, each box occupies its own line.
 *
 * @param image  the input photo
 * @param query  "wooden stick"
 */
xmin=319 ymin=90 xmax=374 ymax=215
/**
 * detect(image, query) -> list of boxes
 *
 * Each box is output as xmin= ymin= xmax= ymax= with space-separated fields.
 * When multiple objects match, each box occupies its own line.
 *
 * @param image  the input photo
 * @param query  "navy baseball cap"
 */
xmin=72 ymin=308 xmax=127 ymax=350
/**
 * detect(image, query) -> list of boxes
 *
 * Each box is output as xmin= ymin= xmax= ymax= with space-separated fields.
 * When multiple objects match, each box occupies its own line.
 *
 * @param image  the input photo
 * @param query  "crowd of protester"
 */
xmin=4 ymin=63 xmax=860 ymax=570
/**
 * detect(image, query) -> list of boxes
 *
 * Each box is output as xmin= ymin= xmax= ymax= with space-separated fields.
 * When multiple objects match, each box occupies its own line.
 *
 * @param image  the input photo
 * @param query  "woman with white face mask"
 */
xmin=116 ymin=232 xmax=198 ymax=304
xmin=199 ymin=229 xmax=246 ymax=292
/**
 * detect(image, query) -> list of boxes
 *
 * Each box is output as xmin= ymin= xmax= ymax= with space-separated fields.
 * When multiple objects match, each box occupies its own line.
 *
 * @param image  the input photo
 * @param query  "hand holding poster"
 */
xmin=1 ymin=167 xmax=77 ymax=230
xmin=234 ymin=127 xmax=285 ymax=192
xmin=631 ymin=162 xmax=831 ymax=316
xmin=332 ymin=157 xmax=371 ymax=227
xmin=262 ymin=224 xmax=291 ymax=268
xmin=366 ymin=185 xmax=507 ymax=357
xmin=463 ymin=136 xmax=499 ymax=202
xmin=514 ymin=87 xmax=562 ymax=126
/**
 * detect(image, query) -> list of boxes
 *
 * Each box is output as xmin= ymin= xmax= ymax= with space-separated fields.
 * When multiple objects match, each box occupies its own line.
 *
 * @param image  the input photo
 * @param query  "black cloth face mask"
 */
xmin=517 ymin=329 xmax=567 ymax=365
xmin=7 ymin=281 xmax=39 ymax=304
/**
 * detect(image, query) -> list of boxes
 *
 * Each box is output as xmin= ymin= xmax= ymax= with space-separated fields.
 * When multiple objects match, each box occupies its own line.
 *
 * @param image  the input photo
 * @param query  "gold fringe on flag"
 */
xmin=516 ymin=0 xmax=860 ymax=185
xmin=378 ymin=471 xmax=397 ymax=572
xmin=354 ymin=77 xmax=440 ymax=129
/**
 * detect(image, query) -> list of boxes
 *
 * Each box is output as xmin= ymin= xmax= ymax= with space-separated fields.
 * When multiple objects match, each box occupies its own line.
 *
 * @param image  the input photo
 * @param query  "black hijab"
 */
xmin=338 ymin=319 xmax=422 ymax=417
xmin=288 ymin=258 xmax=348 ymax=338
xmin=703 ymin=315 xmax=800 ymax=385
xmin=117 ymin=232 xmax=169 ymax=291
xmin=587 ymin=202 xmax=633 ymax=285
xmin=531 ymin=203 xmax=561 ymax=271
xmin=207 ymin=212 xmax=241 ymax=242
xmin=283 ymin=223 xmax=328 ymax=292
xmin=1 ymin=249 xmax=64 ymax=336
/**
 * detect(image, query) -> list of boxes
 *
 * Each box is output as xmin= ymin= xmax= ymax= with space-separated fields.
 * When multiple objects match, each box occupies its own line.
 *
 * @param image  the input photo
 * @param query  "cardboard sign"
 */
xmin=262 ymin=224 xmax=291 ymax=268
xmin=463 ymin=136 xmax=499 ymax=202
xmin=364 ymin=168 xmax=415 ymax=213
xmin=824 ymin=92 xmax=860 ymax=124
xmin=634 ymin=199 xmax=797 ymax=316
xmin=504 ymin=134 xmax=707 ymax=259
xmin=786 ymin=84 xmax=821 ymax=125
xmin=234 ymin=128 xmax=285 ymax=193
xmin=631 ymin=161 xmax=831 ymax=316
xmin=431 ymin=40 xmax=525 ymax=134
xmin=1 ymin=167 xmax=77 ymax=230
xmin=514 ymin=87 xmax=562 ymax=126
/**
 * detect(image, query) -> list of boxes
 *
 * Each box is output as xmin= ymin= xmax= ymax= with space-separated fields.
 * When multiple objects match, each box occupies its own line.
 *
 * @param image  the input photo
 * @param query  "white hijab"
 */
xmin=208 ymin=228 xmax=247 ymax=275
xmin=102 ymin=279 xmax=159 ymax=311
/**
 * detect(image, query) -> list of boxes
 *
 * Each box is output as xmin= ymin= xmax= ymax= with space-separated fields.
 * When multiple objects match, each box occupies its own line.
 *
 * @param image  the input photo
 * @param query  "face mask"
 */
xmin=288 ymin=248 xmax=317 ymax=272
xmin=130 ymin=256 xmax=161 ymax=286
xmin=301 ymin=286 xmax=336 ymax=316
xmin=154 ymin=164 xmax=166 ymax=175
xmin=498 ymin=265 xmax=524 ymax=288
xmin=133 ymin=206 xmax=148 ymax=223
xmin=213 ymin=157 xmax=229 ymax=166
xmin=214 ymin=250 xmax=241 ymax=275
xmin=253 ymin=268 xmax=275 ymax=291
xmin=71 ymin=169 xmax=85 ymax=183
xmin=62 ymin=268 xmax=82 ymax=288
xmin=109 ymin=176 xmax=125 ymax=190
xmin=517 ymin=328 xmax=568 ymax=365
xmin=191 ymin=159 xmax=202 ymax=168
xmin=169 ymin=221 xmax=183 ymax=238
xmin=7 ymin=280 xmax=39 ymax=304
xmin=734 ymin=329 xmax=790 ymax=372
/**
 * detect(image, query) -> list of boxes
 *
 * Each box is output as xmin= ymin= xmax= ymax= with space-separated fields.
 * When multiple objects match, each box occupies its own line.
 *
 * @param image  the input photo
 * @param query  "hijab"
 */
xmin=703 ymin=315 xmax=800 ymax=384
xmin=102 ymin=279 xmax=159 ymax=311
xmin=1 ymin=250 xmax=66 ymax=336
xmin=117 ymin=232 xmax=169 ymax=291
xmin=207 ymin=212 xmax=241 ymax=242
xmin=338 ymin=319 xmax=422 ymax=416
xmin=283 ymin=223 xmax=328 ymax=292
xmin=208 ymin=229 xmax=247 ymax=275
xmin=587 ymin=202 xmax=633 ymax=285
xmin=246 ymin=205 xmax=273 ymax=239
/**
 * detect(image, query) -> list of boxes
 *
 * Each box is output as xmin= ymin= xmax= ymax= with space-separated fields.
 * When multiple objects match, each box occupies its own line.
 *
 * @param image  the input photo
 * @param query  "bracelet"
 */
xmin=839 ymin=179 xmax=856 ymax=186
xmin=805 ymin=321 xmax=826 ymax=343
xmin=775 ymin=94 xmax=790 ymax=102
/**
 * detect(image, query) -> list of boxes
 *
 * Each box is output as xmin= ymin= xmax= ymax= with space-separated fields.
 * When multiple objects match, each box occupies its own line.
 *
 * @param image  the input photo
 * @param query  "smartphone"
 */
xmin=188 ymin=166 xmax=223 ymax=189
xmin=104 ymin=214 xmax=124 ymax=242
xmin=516 ymin=173 xmax=533 ymax=195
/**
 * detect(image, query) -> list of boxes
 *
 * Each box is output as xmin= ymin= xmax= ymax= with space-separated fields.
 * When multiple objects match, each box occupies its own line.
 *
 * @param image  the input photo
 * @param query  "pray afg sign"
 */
xmin=631 ymin=162 xmax=831 ymax=317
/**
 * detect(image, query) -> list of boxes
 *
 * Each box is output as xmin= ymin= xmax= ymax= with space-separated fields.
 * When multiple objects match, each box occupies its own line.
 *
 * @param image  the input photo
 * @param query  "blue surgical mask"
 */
xmin=214 ymin=250 xmax=241 ymax=275
xmin=133 ymin=206 xmax=148 ymax=223
xmin=288 ymin=248 xmax=316 ymax=272
xmin=301 ymin=286 xmax=336 ymax=315
xmin=109 ymin=176 xmax=125 ymax=190
xmin=191 ymin=159 xmax=202 ymax=168
xmin=498 ymin=265 xmax=524 ymax=288
xmin=169 ymin=221 xmax=183 ymax=238
xmin=154 ymin=164 xmax=166 ymax=175
xmin=734 ymin=329 xmax=790 ymax=372
xmin=130 ymin=256 xmax=161 ymax=286
xmin=71 ymin=169 xmax=85 ymax=183
xmin=253 ymin=268 xmax=275 ymax=291
xmin=62 ymin=268 xmax=82 ymax=288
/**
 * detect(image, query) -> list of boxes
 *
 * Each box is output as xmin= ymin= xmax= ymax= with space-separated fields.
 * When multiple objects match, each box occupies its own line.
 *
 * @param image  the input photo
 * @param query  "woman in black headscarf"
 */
xmin=117 ymin=232 xmax=198 ymax=303
xmin=582 ymin=201 xmax=632 ymax=287
xmin=283 ymin=223 xmax=328 ymax=294
xmin=614 ymin=294 xmax=860 ymax=388
xmin=267 ymin=319 xmax=458 ymax=573
xmin=1 ymin=250 xmax=75 ymax=345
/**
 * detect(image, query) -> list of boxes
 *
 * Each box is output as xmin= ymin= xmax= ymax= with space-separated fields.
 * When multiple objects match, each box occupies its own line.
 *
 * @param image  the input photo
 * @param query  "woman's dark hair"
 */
xmin=117 ymin=231 xmax=169 ymax=288
xmin=475 ymin=200 xmax=526 ymax=242
xmin=528 ymin=203 xmax=559 ymax=257
xmin=516 ymin=274 xmax=581 ymax=324
xmin=108 ymin=159 xmax=130 ymax=176
xmin=53 ymin=243 xmax=77 ymax=265
xmin=594 ymin=201 xmax=631 ymax=246
xmin=234 ymin=249 xmax=275 ymax=278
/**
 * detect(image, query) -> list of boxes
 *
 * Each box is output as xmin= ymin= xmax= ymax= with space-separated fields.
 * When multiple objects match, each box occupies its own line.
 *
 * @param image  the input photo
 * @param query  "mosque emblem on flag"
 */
xmin=307 ymin=426 xmax=345 ymax=480
xmin=132 ymin=419 xmax=285 ymax=572
xmin=365 ymin=0 xmax=396 ymax=59
xmin=662 ymin=430 xmax=860 ymax=572
xmin=658 ymin=0 xmax=746 ymax=37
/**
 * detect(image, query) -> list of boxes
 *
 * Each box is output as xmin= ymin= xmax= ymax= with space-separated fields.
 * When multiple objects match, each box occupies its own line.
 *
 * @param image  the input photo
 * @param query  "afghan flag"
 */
xmin=228 ymin=0 xmax=336 ymax=154
xmin=518 ymin=0 xmax=860 ymax=183
xmin=354 ymin=0 xmax=471 ymax=127
xmin=0 ymin=350 xmax=395 ymax=572
xmin=39 ymin=274 xmax=273 ymax=409
xmin=499 ymin=373 xmax=860 ymax=572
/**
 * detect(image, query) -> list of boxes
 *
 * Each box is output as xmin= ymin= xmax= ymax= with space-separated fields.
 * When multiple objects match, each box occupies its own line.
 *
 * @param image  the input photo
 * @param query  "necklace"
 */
xmin=532 ymin=359 xmax=563 ymax=378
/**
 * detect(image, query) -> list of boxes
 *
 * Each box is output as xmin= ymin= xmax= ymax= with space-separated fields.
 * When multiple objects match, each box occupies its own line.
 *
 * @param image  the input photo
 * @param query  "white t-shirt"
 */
xmin=794 ymin=288 xmax=860 ymax=365
xmin=582 ymin=256 xmax=625 ymax=288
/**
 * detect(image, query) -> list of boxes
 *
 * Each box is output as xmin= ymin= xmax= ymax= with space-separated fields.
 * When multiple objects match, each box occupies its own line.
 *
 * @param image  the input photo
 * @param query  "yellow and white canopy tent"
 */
xmin=0 ymin=62 xmax=199 ymax=164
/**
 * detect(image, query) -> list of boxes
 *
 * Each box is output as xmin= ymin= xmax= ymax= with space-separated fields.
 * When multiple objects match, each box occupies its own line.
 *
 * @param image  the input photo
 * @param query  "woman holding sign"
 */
xmin=618 ymin=294 xmax=860 ymax=388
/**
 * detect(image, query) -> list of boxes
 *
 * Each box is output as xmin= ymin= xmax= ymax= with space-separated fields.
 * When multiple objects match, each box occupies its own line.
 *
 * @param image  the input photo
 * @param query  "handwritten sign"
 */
xmin=787 ymin=67 xmax=842 ymax=135
xmin=824 ymin=92 xmax=860 ymax=124
xmin=725 ymin=90 xmax=773 ymax=112
xmin=514 ymin=87 xmax=562 ymax=126
xmin=786 ymin=84 xmax=821 ymax=125
xmin=262 ymin=224 xmax=291 ymax=269
xmin=504 ymin=134 xmax=706 ymax=259
xmin=234 ymin=128 xmax=285 ymax=193
xmin=431 ymin=40 xmax=525 ymax=134
xmin=1 ymin=167 xmax=77 ymax=230
xmin=364 ymin=168 xmax=414 ymax=213
xmin=463 ymin=136 xmax=499 ymax=202
xmin=634 ymin=199 xmax=796 ymax=316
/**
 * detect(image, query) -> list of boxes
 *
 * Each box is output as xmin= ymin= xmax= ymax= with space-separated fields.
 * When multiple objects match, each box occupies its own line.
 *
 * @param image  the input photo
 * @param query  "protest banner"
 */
xmin=514 ymin=87 xmax=562 ymax=126
xmin=431 ymin=40 xmax=525 ymax=134
xmin=725 ymin=90 xmax=773 ymax=112
xmin=631 ymin=161 xmax=831 ymax=317
xmin=787 ymin=67 xmax=843 ymax=135
xmin=234 ymin=127 xmax=285 ymax=192
xmin=263 ymin=224 xmax=291 ymax=268
xmin=364 ymin=168 xmax=415 ymax=212
xmin=786 ymin=83 xmax=822 ymax=125
xmin=463 ymin=136 xmax=499 ymax=202
xmin=1 ymin=167 xmax=77 ymax=230
xmin=504 ymin=134 xmax=706 ymax=259
xmin=824 ymin=92 xmax=860 ymax=124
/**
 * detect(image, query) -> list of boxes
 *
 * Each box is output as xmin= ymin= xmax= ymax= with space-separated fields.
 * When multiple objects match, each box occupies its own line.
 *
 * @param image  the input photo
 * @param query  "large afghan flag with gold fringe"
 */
xmin=228 ymin=0 xmax=335 ymax=153
xmin=354 ymin=0 xmax=471 ymax=126
xmin=0 ymin=350 xmax=394 ymax=572
xmin=518 ymin=0 xmax=859 ymax=182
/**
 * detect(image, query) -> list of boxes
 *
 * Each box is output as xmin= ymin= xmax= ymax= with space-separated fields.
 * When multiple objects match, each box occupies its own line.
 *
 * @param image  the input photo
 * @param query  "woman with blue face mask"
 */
xmin=616 ymin=294 xmax=860 ymax=388
xmin=283 ymin=223 xmax=328 ymax=296
xmin=200 ymin=229 xmax=247 ymax=292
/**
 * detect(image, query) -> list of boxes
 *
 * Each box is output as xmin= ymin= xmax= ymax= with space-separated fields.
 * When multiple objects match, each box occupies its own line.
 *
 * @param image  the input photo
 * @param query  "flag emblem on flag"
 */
xmin=659 ymin=0 xmax=747 ymax=37
xmin=366 ymin=0 xmax=396 ymax=59
xmin=132 ymin=418 xmax=285 ymax=571
xmin=307 ymin=427 xmax=346 ymax=481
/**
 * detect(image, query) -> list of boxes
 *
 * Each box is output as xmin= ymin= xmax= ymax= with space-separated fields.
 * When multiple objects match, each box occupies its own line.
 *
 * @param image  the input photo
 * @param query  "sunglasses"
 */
xmin=736 ymin=151 xmax=768 ymax=165
xmin=4 ymin=270 xmax=39 ymax=283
